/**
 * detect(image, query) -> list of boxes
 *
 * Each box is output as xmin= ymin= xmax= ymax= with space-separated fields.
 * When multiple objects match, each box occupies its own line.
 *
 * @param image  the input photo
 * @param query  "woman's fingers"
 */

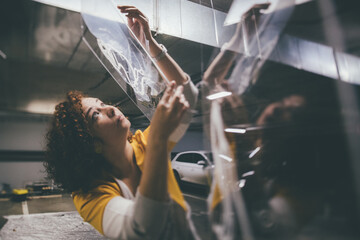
xmin=118 ymin=5 xmax=151 ymax=43
xmin=170 ymin=85 xmax=183 ymax=104
xmin=118 ymin=6 xmax=147 ymax=20
xmin=159 ymin=81 xmax=189 ymax=120
xmin=170 ymin=86 xmax=184 ymax=113
xmin=124 ymin=8 xmax=147 ymax=19
xmin=169 ymin=85 xmax=190 ymax=117
xmin=179 ymin=94 xmax=189 ymax=117
xmin=243 ymin=3 xmax=270 ymax=19
xmin=117 ymin=6 xmax=137 ymax=11
xmin=179 ymin=94 xmax=189 ymax=110
xmin=160 ymin=81 xmax=176 ymax=104
xmin=125 ymin=12 xmax=148 ymax=26
xmin=126 ymin=15 xmax=134 ymax=28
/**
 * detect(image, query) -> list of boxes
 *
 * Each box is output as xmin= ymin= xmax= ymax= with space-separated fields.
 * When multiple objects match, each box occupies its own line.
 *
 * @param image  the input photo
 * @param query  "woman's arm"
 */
xmin=102 ymin=82 xmax=189 ymax=239
xmin=203 ymin=3 xmax=270 ymax=87
xmin=118 ymin=6 xmax=188 ymax=86
xmin=139 ymin=81 xmax=189 ymax=200
xmin=118 ymin=6 xmax=199 ymax=145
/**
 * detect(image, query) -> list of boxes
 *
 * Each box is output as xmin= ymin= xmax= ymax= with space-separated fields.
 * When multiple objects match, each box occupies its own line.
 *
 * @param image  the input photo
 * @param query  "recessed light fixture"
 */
xmin=219 ymin=154 xmax=232 ymax=162
xmin=242 ymin=170 xmax=255 ymax=177
xmin=206 ymin=91 xmax=232 ymax=100
xmin=0 ymin=50 xmax=7 ymax=60
xmin=249 ymin=147 xmax=261 ymax=159
xmin=239 ymin=179 xmax=246 ymax=188
xmin=26 ymin=100 xmax=58 ymax=114
xmin=224 ymin=128 xmax=247 ymax=134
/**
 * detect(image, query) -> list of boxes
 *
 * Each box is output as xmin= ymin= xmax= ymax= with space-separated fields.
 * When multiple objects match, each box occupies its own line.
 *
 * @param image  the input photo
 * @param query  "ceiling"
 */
xmin=1 ymin=0 xmax=360 ymax=128
xmin=0 ymin=0 xmax=220 ymax=127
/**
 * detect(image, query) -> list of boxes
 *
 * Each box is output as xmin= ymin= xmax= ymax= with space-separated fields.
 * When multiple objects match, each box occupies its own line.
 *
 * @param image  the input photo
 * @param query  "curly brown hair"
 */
xmin=44 ymin=91 xmax=114 ymax=193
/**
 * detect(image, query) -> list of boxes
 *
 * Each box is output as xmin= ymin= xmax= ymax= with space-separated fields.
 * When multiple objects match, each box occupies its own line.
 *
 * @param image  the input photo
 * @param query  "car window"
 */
xmin=176 ymin=153 xmax=205 ymax=164
xmin=176 ymin=154 xmax=193 ymax=163
xmin=171 ymin=152 xmax=179 ymax=160
xmin=192 ymin=153 xmax=206 ymax=164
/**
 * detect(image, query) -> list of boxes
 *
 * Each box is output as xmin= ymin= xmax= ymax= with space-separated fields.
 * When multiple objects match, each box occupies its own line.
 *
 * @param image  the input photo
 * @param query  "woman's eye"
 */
xmin=92 ymin=112 xmax=99 ymax=121
xmin=100 ymin=102 xmax=106 ymax=107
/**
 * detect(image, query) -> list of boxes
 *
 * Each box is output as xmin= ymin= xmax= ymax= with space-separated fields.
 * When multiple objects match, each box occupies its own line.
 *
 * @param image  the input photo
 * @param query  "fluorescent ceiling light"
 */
xmin=224 ymin=128 xmax=247 ymax=134
xmin=26 ymin=100 xmax=57 ymax=114
xmin=249 ymin=147 xmax=261 ymax=159
xmin=219 ymin=154 xmax=232 ymax=162
xmin=239 ymin=179 xmax=246 ymax=188
xmin=206 ymin=91 xmax=232 ymax=100
xmin=242 ymin=170 xmax=255 ymax=177
xmin=0 ymin=50 xmax=7 ymax=60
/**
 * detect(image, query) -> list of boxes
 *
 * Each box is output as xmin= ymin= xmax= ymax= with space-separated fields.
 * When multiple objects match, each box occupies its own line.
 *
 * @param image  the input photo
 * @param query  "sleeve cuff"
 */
xmin=132 ymin=192 xmax=170 ymax=236
xmin=168 ymin=74 xmax=199 ymax=143
xmin=182 ymin=74 xmax=199 ymax=109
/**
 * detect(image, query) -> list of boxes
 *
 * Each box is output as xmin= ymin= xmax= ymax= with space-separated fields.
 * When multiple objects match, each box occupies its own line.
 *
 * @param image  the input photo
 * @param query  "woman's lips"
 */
xmin=117 ymin=115 xmax=124 ymax=125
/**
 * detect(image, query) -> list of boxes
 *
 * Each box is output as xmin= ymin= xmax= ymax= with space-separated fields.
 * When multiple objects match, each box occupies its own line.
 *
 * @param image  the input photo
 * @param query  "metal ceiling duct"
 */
xmin=32 ymin=0 xmax=360 ymax=85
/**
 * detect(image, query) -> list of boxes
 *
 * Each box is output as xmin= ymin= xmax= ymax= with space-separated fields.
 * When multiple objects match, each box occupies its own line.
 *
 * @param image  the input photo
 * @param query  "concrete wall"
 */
xmin=172 ymin=130 xmax=206 ymax=153
xmin=0 ymin=119 xmax=48 ymax=151
xmin=0 ymin=161 xmax=47 ymax=189
xmin=0 ymin=117 xmax=49 ymax=188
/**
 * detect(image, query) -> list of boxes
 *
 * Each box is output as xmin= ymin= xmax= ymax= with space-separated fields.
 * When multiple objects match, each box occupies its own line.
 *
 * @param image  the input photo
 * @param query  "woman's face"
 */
xmin=81 ymin=97 xmax=130 ymax=144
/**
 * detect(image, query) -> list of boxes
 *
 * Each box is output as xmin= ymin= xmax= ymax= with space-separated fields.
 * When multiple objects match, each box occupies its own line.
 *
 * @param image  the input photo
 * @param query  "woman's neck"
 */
xmin=103 ymin=138 xmax=134 ymax=177
xmin=103 ymin=139 xmax=141 ymax=195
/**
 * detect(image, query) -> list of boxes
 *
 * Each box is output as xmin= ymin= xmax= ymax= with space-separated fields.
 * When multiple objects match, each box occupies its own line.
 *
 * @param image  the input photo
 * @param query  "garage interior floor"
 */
xmin=0 ymin=186 xmax=212 ymax=239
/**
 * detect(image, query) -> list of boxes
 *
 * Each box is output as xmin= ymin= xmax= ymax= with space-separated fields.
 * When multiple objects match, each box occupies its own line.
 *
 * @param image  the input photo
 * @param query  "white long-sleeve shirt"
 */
xmin=100 ymin=79 xmax=199 ymax=239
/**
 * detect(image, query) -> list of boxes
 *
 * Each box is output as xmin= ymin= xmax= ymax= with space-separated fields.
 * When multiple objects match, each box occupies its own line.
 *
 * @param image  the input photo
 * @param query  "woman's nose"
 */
xmin=104 ymin=106 xmax=115 ymax=118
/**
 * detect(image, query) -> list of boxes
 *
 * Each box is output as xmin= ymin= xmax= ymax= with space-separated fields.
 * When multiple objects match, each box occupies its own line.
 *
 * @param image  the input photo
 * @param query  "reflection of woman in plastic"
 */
xmin=202 ymin=3 xmax=358 ymax=239
xmin=200 ymin=4 xmax=270 ymax=240
xmin=209 ymin=63 xmax=359 ymax=239
xmin=44 ymin=6 xmax=199 ymax=240
xmin=243 ymin=83 xmax=358 ymax=238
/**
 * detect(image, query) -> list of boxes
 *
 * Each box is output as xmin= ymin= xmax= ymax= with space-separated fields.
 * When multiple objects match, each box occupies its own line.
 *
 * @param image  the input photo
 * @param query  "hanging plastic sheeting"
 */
xmin=208 ymin=100 xmax=254 ymax=240
xmin=80 ymin=0 xmax=166 ymax=120
xmin=227 ymin=0 xmax=295 ymax=96
xmin=226 ymin=0 xmax=360 ymax=86
xmin=202 ymin=1 xmax=295 ymax=239
xmin=203 ymin=0 xmax=360 ymax=239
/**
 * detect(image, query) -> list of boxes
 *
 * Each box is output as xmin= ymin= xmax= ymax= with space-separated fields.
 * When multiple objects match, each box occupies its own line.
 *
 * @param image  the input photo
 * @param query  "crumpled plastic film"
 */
xmin=227 ymin=0 xmax=295 ymax=96
xmin=204 ymin=0 xmax=360 ymax=239
xmin=208 ymin=101 xmax=254 ymax=240
xmin=81 ymin=0 xmax=166 ymax=120
xmin=204 ymin=0 xmax=296 ymax=239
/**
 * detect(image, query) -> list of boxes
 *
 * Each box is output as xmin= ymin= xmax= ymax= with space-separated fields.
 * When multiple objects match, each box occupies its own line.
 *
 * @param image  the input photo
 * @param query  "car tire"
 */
xmin=173 ymin=170 xmax=181 ymax=185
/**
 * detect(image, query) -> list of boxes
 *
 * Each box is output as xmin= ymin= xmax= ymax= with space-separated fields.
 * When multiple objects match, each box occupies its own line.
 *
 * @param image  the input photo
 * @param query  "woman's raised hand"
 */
xmin=118 ymin=6 xmax=151 ymax=48
xmin=151 ymin=81 xmax=190 ymax=140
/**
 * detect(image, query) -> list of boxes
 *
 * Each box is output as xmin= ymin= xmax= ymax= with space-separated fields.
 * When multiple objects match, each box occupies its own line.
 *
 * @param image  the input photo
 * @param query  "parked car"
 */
xmin=171 ymin=151 xmax=214 ymax=186
xmin=25 ymin=181 xmax=53 ymax=195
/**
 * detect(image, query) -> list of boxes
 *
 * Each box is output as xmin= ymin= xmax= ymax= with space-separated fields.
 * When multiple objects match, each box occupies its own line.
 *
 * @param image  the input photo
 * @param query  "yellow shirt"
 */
xmin=72 ymin=126 xmax=186 ymax=235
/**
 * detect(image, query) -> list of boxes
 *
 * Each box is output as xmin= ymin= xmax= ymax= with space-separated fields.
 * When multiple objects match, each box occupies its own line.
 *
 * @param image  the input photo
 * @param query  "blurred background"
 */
xmin=0 ymin=0 xmax=359 ymax=239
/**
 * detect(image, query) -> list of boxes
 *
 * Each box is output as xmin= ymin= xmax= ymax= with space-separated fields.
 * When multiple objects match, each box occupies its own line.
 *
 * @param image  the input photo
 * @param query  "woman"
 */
xmin=44 ymin=6 xmax=199 ymax=240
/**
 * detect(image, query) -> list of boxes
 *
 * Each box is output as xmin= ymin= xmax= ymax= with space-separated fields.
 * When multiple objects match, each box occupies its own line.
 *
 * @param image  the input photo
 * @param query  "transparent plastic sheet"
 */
xmin=203 ymin=0 xmax=304 ymax=239
xmin=209 ymin=101 xmax=254 ymax=240
xmin=80 ymin=0 xmax=166 ymax=120
xmin=226 ymin=0 xmax=295 ymax=96
xmin=208 ymin=0 xmax=295 ymax=230
xmin=225 ymin=1 xmax=360 ymax=87
xmin=203 ymin=0 xmax=360 ymax=239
